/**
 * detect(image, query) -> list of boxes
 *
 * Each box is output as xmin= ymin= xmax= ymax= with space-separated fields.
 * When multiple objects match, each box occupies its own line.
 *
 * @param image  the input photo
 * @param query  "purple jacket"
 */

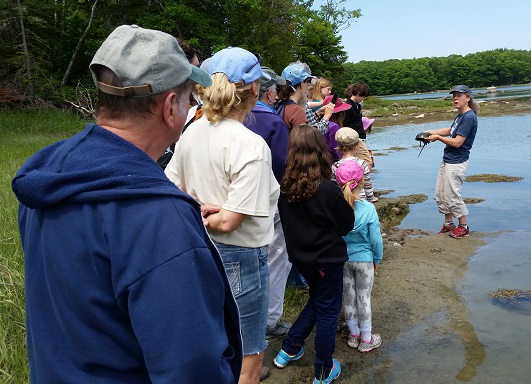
xmin=324 ymin=121 xmax=341 ymax=162
xmin=246 ymin=102 xmax=289 ymax=182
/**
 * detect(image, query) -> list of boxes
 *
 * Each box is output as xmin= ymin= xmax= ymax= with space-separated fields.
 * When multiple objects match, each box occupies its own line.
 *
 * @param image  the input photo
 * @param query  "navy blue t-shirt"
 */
xmin=443 ymin=110 xmax=477 ymax=164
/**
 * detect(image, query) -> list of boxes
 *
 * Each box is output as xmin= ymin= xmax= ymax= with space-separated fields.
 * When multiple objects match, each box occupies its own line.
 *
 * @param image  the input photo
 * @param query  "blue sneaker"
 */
xmin=313 ymin=359 xmax=341 ymax=384
xmin=273 ymin=347 xmax=304 ymax=369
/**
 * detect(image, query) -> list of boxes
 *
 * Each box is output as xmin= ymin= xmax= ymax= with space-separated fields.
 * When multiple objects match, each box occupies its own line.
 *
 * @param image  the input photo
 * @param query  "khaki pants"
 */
xmin=355 ymin=140 xmax=372 ymax=168
xmin=435 ymin=161 xmax=469 ymax=218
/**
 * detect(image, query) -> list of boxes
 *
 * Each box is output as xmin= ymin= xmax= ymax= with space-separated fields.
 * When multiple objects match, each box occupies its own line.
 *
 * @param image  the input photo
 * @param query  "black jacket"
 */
xmin=344 ymin=99 xmax=366 ymax=139
xmin=279 ymin=179 xmax=354 ymax=266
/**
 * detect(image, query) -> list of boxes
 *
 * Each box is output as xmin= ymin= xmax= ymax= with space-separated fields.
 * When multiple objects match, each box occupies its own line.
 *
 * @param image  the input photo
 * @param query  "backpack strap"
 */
xmin=182 ymin=105 xmax=203 ymax=133
xmin=275 ymin=100 xmax=296 ymax=121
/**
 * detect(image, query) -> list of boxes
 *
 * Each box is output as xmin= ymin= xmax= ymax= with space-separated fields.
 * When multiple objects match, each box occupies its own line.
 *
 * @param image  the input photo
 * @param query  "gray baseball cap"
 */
xmin=449 ymin=85 xmax=472 ymax=94
xmin=260 ymin=66 xmax=286 ymax=92
xmin=90 ymin=25 xmax=211 ymax=97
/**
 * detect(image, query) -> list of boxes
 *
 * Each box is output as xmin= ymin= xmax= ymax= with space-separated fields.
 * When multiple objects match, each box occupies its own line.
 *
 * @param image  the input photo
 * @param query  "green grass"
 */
xmin=283 ymin=287 xmax=309 ymax=321
xmin=0 ymin=109 xmax=87 ymax=383
xmin=363 ymin=96 xmax=451 ymax=117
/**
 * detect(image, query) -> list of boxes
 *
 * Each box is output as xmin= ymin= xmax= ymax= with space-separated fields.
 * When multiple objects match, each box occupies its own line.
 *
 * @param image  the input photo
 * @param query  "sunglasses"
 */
xmin=245 ymin=52 xmax=263 ymax=74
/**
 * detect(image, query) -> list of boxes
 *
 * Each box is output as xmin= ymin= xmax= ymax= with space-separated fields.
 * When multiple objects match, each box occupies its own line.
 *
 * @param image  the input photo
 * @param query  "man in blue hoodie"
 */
xmin=12 ymin=25 xmax=242 ymax=383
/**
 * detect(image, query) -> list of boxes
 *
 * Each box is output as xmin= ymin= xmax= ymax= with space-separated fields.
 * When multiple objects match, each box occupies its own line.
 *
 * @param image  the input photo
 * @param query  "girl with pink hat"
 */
xmin=335 ymin=160 xmax=383 ymax=354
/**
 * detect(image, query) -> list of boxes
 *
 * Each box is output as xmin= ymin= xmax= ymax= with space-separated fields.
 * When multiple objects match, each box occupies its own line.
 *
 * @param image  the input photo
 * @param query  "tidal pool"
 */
xmin=367 ymin=113 xmax=531 ymax=383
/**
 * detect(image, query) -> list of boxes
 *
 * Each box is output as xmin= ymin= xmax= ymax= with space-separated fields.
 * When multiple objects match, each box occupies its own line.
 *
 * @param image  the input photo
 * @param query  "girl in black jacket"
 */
xmin=273 ymin=124 xmax=354 ymax=384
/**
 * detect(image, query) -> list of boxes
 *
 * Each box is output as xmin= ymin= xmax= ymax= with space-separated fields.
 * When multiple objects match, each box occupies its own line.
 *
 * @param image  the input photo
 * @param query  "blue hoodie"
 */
xmin=343 ymin=199 xmax=383 ymax=265
xmin=12 ymin=124 xmax=242 ymax=383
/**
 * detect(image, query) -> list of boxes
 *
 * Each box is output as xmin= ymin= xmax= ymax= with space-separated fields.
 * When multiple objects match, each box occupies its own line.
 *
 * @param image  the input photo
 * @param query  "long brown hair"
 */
xmin=281 ymin=124 xmax=332 ymax=202
xmin=330 ymin=110 xmax=346 ymax=127
xmin=464 ymin=92 xmax=480 ymax=115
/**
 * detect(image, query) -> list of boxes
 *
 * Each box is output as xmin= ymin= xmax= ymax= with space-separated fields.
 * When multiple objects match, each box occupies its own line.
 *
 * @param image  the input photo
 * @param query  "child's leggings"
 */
xmin=343 ymin=261 xmax=374 ymax=341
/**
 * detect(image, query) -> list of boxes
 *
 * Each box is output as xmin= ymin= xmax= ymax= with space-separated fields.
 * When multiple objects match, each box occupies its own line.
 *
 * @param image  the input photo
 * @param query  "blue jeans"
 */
xmin=281 ymin=263 xmax=344 ymax=380
xmin=287 ymin=264 xmax=308 ymax=288
xmin=214 ymin=241 xmax=269 ymax=355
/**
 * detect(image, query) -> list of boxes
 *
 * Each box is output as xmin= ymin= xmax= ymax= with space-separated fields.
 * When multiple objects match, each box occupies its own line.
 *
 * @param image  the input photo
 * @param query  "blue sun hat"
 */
xmin=209 ymin=47 xmax=268 ymax=85
xmin=281 ymin=61 xmax=316 ymax=88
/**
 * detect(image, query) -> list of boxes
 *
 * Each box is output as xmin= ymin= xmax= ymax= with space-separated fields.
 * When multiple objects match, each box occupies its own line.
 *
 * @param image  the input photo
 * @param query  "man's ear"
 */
xmin=163 ymin=91 xmax=185 ymax=129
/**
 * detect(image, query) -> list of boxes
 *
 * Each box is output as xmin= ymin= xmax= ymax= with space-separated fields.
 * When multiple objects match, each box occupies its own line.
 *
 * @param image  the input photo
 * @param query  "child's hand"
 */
xmin=323 ymin=103 xmax=335 ymax=120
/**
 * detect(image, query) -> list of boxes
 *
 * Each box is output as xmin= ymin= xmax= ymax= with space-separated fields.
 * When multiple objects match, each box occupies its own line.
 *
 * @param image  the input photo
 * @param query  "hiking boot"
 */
xmin=347 ymin=333 xmax=360 ymax=349
xmin=438 ymin=222 xmax=456 ymax=233
xmin=449 ymin=225 xmax=470 ymax=239
xmin=313 ymin=359 xmax=341 ymax=384
xmin=358 ymin=334 xmax=382 ymax=353
xmin=273 ymin=347 xmax=304 ymax=369
xmin=266 ymin=319 xmax=292 ymax=339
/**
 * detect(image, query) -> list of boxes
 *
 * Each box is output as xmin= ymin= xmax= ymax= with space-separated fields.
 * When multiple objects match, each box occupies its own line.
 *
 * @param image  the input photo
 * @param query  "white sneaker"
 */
xmin=347 ymin=334 xmax=360 ymax=349
xmin=358 ymin=334 xmax=382 ymax=353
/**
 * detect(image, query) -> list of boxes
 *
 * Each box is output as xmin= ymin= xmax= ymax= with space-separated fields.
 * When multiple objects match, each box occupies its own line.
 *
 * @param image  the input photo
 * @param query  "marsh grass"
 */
xmin=364 ymin=97 xmax=451 ymax=118
xmin=0 ymin=109 xmax=86 ymax=382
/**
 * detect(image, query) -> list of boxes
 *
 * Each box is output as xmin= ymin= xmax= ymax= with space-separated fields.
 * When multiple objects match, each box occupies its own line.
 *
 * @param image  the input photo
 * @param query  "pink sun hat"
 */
xmin=322 ymin=94 xmax=351 ymax=113
xmin=362 ymin=117 xmax=375 ymax=131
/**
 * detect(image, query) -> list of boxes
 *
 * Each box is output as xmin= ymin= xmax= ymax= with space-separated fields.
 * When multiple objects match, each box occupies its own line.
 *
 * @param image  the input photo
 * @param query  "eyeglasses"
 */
xmin=304 ymin=78 xmax=312 ymax=84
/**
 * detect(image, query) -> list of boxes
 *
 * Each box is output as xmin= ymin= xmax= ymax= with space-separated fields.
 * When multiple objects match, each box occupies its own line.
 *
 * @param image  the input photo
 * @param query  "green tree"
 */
xmin=296 ymin=18 xmax=347 ymax=77
xmin=316 ymin=0 xmax=362 ymax=33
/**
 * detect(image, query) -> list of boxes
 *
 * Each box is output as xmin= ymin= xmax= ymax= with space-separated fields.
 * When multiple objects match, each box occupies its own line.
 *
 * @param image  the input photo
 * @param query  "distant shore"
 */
xmin=368 ymin=97 xmax=531 ymax=127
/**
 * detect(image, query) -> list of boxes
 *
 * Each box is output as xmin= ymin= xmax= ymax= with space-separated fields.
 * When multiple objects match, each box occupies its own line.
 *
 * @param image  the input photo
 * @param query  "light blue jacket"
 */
xmin=343 ymin=199 xmax=383 ymax=265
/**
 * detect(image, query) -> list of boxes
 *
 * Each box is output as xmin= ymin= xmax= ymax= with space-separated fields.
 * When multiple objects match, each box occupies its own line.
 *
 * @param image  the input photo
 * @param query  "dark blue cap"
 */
xmin=449 ymin=85 xmax=472 ymax=94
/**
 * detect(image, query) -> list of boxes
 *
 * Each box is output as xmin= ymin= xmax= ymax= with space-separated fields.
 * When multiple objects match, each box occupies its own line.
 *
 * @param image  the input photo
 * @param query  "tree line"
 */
xmin=2 ymin=0 xmax=531 ymax=106
xmin=332 ymin=49 xmax=531 ymax=96
xmin=1 ymin=0 xmax=354 ymax=105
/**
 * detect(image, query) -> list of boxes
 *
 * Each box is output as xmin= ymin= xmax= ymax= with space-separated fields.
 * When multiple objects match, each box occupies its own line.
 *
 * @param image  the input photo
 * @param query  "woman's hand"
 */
xmin=200 ymin=204 xmax=221 ymax=227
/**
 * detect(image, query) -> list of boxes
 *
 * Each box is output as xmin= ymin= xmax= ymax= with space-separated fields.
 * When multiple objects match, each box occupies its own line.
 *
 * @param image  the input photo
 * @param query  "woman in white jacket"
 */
xmin=335 ymin=160 xmax=383 ymax=354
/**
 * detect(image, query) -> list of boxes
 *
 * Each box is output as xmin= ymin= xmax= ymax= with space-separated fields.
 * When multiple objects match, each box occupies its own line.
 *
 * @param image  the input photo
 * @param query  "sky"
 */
xmin=315 ymin=0 xmax=531 ymax=63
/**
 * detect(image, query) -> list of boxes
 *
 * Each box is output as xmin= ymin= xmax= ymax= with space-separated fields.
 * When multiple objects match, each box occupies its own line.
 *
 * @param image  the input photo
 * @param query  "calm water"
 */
xmin=379 ymin=84 xmax=531 ymax=101
xmin=366 ymin=113 xmax=531 ymax=383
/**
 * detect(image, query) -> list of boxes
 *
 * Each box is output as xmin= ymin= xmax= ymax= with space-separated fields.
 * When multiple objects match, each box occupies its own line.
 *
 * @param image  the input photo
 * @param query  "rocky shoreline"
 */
xmin=368 ymin=97 xmax=531 ymax=128
xmin=259 ymin=100 xmax=531 ymax=383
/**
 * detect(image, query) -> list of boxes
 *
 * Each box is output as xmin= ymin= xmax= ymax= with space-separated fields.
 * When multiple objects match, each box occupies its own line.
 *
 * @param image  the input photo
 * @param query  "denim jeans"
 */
xmin=213 ymin=241 xmax=269 ymax=355
xmin=281 ymin=263 xmax=344 ymax=380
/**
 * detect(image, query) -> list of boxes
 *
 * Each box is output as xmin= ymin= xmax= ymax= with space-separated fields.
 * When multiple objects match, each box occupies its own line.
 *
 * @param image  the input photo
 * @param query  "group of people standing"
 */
xmin=12 ymin=23 xmax=478 ymax=384
xmin=161 ymin=47 xmax=383 ymax=383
